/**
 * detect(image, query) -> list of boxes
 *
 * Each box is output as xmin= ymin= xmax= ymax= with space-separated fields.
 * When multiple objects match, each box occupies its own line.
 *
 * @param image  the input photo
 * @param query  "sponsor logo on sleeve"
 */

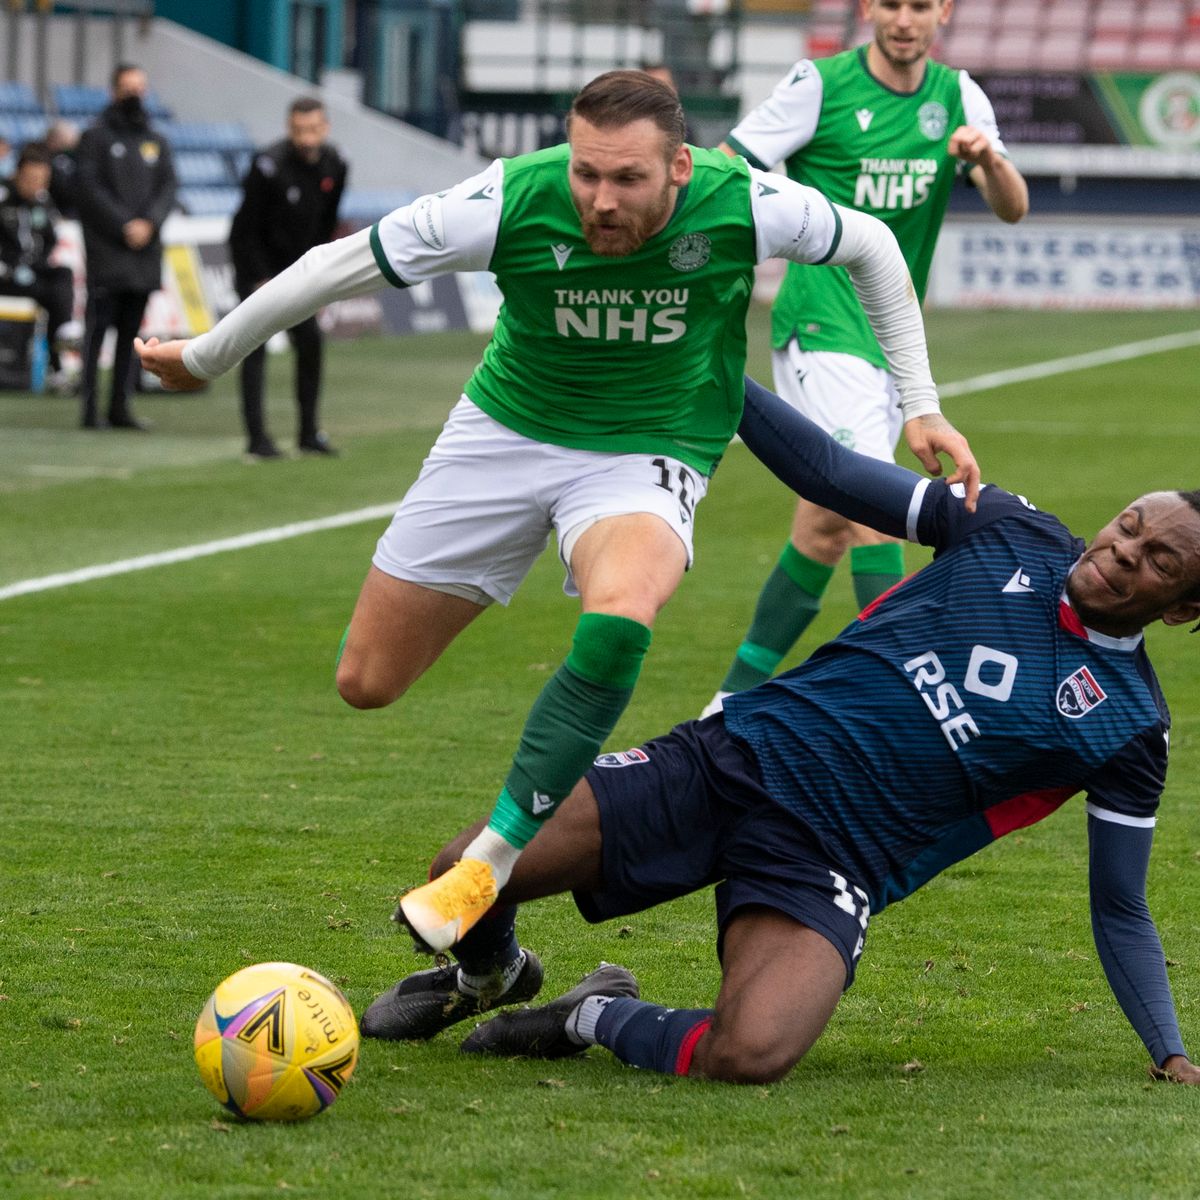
xmin=411 ymin=192 xmax=446 ymax=251
xmin=1057 ymin=666 xmax=1107 ymax=719
xmin=593 ymin=748 xmax=650 ymax=768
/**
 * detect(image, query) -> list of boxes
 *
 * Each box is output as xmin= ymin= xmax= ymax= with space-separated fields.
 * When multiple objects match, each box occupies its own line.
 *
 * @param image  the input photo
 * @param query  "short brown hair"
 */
xmin=289 ymin=96 xmax=326 ymax=118
xmin=17 ymin=142 xmax=52 ymax=170
xmin=567 ymin=70 xmax=686 ymax=155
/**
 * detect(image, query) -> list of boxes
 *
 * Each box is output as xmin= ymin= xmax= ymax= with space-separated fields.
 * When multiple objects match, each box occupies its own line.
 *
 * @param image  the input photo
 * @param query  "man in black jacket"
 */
xmin=76 ymin=63 xmax=176 ymax=430
xmin=0 ymin=142 xmax=75 ymax=386
xmin=229 ymin=97 xmax=347 ymax=458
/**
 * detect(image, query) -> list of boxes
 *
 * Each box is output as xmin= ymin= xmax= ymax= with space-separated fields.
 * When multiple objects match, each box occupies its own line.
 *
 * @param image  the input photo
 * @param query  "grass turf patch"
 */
xmin=2 ymin=307 xmax=1200 ymax=1198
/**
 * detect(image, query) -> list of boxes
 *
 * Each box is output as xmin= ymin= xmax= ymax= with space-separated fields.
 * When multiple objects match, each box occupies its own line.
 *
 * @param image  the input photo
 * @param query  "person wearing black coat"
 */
xmin=0 ymin=142 xmax=75 ymax=383
xmin=75 ymin=63 xmax=176 ymax=430
xmin=228 ymin=96 xmax=347 ymax=458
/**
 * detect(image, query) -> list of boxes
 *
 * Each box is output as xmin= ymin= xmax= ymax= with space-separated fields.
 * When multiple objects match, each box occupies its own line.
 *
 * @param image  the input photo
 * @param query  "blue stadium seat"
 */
xmin=51 ymin=83 xmax=107 ymax=118
xmin=174 ymin=150 xmax=234 ymax=188
xmin=144 ymin=90 xmax=173 ymax=120
xmin=177 ymin=186 xmax=241 ymax=218
xmin=203 ymin=122 xmax=255 ymax=152
xmin=230 ymin=148 xmax=253 ymax=181
xmin=158 ymin=121 xmax=252 ymax=152
xmin=0 ymin=113 xmax=50 ymax=147
xmin=338 ymin=189 xmax=417 ymax=224
xmin=0 ymin=81 xmax=43 ymax=116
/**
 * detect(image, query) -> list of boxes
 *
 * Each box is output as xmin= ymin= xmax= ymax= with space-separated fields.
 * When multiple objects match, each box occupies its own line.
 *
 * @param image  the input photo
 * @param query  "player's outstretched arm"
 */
xmin=134 ymin=336 xmax=205 ymax=391
xmin=1088 ymin=810 xmax=1192 ymax=1079
xmin=949 ymin=125 xmax=1029 ymax=225
xmin=167 ymin=227 xmax=387 ymax=384
xmin=740 ymin=376 xmax=923 ymax=539
xmin=902 ymin=413 xmax=980 ymax=511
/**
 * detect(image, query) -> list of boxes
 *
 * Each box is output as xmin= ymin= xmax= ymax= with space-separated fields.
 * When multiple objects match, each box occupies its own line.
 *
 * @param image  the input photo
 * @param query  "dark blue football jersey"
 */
xmin=723 ymin=480 xmax=1170 ymax=914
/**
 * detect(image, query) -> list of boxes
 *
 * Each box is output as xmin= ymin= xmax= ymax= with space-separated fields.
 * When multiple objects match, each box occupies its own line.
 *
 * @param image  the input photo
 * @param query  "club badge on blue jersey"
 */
xmin=1057 ymin=666 xmax=1107 ymax=719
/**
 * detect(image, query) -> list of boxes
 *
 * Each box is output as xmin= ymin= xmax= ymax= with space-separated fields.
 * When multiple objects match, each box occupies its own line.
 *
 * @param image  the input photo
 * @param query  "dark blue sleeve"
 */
xmin=1088 ymin=814 xmax=1185 ymax=1066
xmin=738 ymin=376 xmax=924 ymax=540
xmin=739 ymin=376 xmax=1060 ymax=554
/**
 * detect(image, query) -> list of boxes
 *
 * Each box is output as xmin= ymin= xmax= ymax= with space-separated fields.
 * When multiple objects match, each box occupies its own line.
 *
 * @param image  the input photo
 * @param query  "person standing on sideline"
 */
xmin=228 ymin=97 xmax=347 ymax=459
xmin=702 ymin=0 xmax=1028 ymax=715
xmin=136 ymin=71 xmax=978 ymax=959
xmin=44 ymin=120 xmax=81 ymax=221
xmin=75 ymin=63 xmax=176 ymax=430
xmin=0 ymin=143 xmax=75 ymax=389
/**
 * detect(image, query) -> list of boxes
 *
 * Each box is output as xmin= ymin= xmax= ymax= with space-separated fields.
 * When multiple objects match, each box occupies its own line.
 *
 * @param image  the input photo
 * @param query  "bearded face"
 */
xmin=568 ymin=116 xmax=691 ymax=257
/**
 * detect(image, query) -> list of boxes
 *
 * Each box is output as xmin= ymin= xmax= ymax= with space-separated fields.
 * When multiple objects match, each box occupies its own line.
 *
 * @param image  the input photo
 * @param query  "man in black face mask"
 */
xmin=76 ymin=63 xmax=177 ymax=430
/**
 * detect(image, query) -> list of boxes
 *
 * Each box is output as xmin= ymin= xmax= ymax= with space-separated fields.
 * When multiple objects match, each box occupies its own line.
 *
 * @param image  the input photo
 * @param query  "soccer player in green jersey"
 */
xmin=136 ymin=70 xmax=978 ymax=964
xmin=702 ymin=0 xmax=1029 ymax=717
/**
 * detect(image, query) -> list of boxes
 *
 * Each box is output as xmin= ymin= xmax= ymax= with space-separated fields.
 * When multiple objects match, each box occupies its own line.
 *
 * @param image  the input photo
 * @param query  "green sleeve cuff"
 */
xmin=370 ymin=223 xmax=410 ymax=289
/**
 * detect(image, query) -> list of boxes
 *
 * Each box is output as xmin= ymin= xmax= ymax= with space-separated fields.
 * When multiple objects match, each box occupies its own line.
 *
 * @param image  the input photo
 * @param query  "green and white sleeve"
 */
xmin=182 ymin=160 xmax=505 ymax=381
xmin=725 ymin=58 xmax=822 ymax=169
xmin=750 ymin=167 xmax=939 ymax=420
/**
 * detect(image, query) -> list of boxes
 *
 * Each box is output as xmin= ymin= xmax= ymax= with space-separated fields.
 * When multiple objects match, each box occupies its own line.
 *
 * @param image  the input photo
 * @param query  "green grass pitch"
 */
xmin=2 ymin=306 xmax=1200 ymax=1198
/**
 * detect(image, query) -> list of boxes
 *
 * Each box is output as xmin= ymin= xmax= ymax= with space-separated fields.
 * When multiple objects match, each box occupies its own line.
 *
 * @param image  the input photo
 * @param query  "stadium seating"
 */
xmin=337 ymin=188 xmax=418 ymax=225
xmin=173 ymin=150 xmax=236 ymax=189
xmin=796 ymin=0 xmax=1200 ymax=73
xmin=175 ymin=186 xmax=243 ymax=218
xmin=0 ymin=81 xmax=42 ymax=115
xmin=0 ymin=113 xmax=49 ymax=148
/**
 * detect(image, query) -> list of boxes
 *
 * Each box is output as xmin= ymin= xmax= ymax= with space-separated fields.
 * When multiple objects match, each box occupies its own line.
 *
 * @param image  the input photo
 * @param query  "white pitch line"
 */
xmin=939 ymin=327 xmax=1200 ymax=397
xmin=5 ymin=326 xmax=1200 ymax=604
xmin=0 ymin=503 xmax=400 ymax=602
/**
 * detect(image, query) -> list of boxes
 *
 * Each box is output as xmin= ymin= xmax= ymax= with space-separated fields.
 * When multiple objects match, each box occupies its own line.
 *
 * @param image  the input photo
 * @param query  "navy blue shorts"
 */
xmin=576 ymin=716 xmax=870 ymax=986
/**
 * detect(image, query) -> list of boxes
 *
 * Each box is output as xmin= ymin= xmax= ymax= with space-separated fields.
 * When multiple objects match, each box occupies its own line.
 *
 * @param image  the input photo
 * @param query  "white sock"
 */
xmin=565 ymin=995 xmax=613 ymax=1046
xmin=461 ymin=827 xmax=523 ymax=891
xmin=457 ymin=950 xmax=526 ymax=1000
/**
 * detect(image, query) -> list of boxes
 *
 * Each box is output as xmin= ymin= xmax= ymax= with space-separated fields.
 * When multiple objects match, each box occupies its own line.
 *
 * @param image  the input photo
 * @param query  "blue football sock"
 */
xmin=593 ymin=997 xmax=714 ymax=1075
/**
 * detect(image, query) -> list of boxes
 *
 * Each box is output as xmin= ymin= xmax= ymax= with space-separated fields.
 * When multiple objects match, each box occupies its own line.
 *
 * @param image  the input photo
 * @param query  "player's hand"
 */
xmin=134 ymin=336 xmax=206 ymax=392
xmin=902 ymin=413 xmax=980 ymax=512
xmin=947 ymin=125 xmax=997 ymax=169
xmin=1150 ymin=1055 xmax=1200 ymax=1085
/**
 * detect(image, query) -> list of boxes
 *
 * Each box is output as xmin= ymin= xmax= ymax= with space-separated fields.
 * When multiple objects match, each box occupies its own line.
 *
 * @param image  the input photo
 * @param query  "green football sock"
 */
xmin=850 ymin=542 xmax=905 ymax=611
xmin=721 ymin=543 xmax=833 ymax=693
xmin=488 ymin=612 xmax=652 ymax=850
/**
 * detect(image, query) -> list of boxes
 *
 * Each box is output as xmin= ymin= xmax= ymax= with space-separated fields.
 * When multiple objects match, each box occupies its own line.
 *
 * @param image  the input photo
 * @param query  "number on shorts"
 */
xmin=651 ymin=457 xmax=697 ymax=524
xmin=829 ymin=870 xmax=870 ymax=962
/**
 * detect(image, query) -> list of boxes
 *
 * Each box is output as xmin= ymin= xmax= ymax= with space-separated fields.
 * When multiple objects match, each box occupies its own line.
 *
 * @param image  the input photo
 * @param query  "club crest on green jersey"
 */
xmin=918 ymin=102 xmax=949 ymax=141
xmin=668 ymin=233 xmax=711 ymax=272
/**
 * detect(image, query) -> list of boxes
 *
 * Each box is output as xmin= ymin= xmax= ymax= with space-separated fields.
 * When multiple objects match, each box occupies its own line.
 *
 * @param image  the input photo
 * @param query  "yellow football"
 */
xmin=194 ymin=961 xmax=358 ymax=1121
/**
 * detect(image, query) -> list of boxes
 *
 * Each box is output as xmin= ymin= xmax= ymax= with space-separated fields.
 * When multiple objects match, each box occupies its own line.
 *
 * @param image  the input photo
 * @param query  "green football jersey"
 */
xmin=464 ymin=145 xmax=759 ymax=476
xmin=727 ymin=48 xmax=1003 ymax=367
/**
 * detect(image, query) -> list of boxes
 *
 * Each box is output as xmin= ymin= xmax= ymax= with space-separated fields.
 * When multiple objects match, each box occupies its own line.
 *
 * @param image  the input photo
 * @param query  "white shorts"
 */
xmin=372 ymin=397 xmax=709 ymax=606
xmin=771 ymin=341 xmax=902 ymax=463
